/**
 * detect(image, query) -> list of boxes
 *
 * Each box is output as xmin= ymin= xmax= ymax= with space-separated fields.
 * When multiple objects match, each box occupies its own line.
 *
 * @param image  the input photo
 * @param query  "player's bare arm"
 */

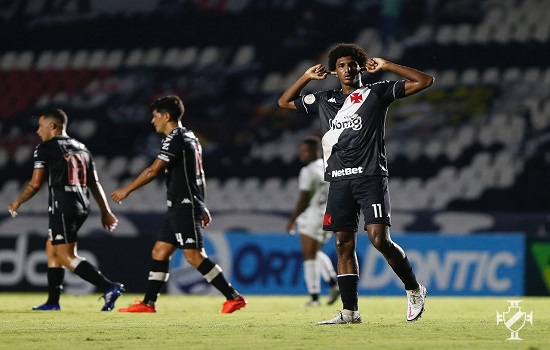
xmin=88 ymin=171 xmax=118 ymax=232
xmin=111 ymin=158 xmax=167 ymax=203
xmin=278 ymin=64 xmax=330 ymax=110
xmin=286 ymin=191 xmax=310 ymax=233
xmin=366 ymin=57 xmax=434 ymax=96
xmin=7 ymin=168 xmax=45 ymax=217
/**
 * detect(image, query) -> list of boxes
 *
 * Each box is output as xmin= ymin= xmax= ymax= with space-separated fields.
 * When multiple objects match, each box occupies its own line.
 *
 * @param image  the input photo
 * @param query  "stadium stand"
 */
xmin=0 ymin=0 xmax=549 ymax=233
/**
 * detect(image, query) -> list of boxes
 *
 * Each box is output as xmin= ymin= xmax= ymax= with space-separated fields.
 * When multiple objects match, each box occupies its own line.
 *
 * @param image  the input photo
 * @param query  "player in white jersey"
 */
xmin=279 ymin=43 xmax=434 ymax=324
xmin=286 ymin=136 xmax=339 ymax=306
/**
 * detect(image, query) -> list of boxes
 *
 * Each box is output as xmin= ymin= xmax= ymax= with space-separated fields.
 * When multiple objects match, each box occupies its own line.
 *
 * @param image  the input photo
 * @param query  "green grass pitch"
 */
xmin=0 ymin=293 xmax=548 ymax=349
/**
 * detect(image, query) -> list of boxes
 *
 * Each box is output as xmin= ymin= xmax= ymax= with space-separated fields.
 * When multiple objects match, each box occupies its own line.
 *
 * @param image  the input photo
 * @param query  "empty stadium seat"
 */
xmin=1 ymin=51 xmax=18 ymax=70
xmin=197 ymin=46 xmax=220 ymax=68
xmin=179 ymin=46 xmax=198 ymax=67
xmin=51 ymin=50 xmax=71 ymax=70
xmin=481 ymin=67 xmax=499 ymax=84
xmin=125 ymin=48 xmax=144 ymax=67
xmin=232 ymin=45 xmax=255 ymax=67
xmin=70 ymin=50 xmax=89 ymax=69
xmin=88 ymin=49 xmax=107 ymax=69
xmin=434 ymin=25 xmax=454 ymax=45
xmin=455 ymin=23 xmax=473 ymax=44
xmin=439 ymin=70 xmax=458 ymax=87
xmin=143 ymin=47 xmax=163 ymax=67
xmin=105 ymin=49 xmax=125 ymax=69
xmin=35 ymin=50 xmax=54 ymax=70
xmin=460 ymin=68 xmax=479 ymax=85
xmin=162 ymin=47 xmax=182 ymax=68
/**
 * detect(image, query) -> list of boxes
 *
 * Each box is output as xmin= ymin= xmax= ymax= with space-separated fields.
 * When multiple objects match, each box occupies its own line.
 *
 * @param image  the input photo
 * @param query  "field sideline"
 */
xmin=0 ymin=293 xmax=548 ymax=350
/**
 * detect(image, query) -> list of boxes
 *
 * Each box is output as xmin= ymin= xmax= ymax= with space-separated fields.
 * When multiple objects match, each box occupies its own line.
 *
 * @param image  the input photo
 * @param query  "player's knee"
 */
xmin=151 ymin=248 xmax=162 ymax=260
xmin=151 ymin=245 xmax=172 ymax=260
xmin=334 ymin=239 xmax=355 ymax=256
xmin=183 ymin=250 xmax=203 ymax=268
xmin=371 ymin=235 xmax=393 ymax=254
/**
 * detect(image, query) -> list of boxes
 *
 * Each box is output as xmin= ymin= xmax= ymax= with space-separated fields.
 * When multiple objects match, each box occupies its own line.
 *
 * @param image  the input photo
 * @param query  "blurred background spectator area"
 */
xmin=1 ymin=0 xmax=549 ymax=234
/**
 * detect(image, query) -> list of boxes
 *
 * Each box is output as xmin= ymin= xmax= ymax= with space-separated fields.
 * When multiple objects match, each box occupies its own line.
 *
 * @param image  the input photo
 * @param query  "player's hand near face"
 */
xmin=278 ymin=64 xmax=335 ymax=110
xmin=366 ymin=57 xmax=387 ymax=73
xmin=304 ymin=64 xmax=331 ymax=80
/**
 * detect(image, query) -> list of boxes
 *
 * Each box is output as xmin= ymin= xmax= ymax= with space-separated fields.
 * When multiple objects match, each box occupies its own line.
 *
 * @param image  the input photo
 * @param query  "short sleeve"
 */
xmin=33 ymin=144 xmax=47 ymax=169
xmin=294 ymin=92 xmax=322 ymax=115
xmin=158 ymin=134 xmax=183 ymax=163
xmin=371 ymin=80 xmax=406 ymax=104
xmin=298 ymin=167 xmax=313 ymax=192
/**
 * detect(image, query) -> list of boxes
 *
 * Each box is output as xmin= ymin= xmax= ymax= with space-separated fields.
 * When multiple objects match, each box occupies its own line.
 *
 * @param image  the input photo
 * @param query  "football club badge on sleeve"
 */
xmin=304 ymin=94 xmax=316 ymax=104
xmin=496 ymin=300 xmax=533 ymax=340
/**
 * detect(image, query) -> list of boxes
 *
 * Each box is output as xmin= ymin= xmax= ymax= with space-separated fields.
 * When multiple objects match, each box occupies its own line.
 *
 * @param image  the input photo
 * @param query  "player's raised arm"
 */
xmin=278 ymin=64 xmax=330 ymax=110
xmin=366 ymin=57 xmax=434 ymax=96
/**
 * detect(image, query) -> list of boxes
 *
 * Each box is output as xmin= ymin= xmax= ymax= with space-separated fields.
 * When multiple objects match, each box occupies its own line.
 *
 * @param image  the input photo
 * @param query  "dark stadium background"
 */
xmin=0 ymin=0 xmax=548 ymax=296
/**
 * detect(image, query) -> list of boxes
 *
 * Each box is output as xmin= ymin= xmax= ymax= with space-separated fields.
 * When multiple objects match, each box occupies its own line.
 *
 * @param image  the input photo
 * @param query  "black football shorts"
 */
xmin=158 ymin=207 xmax=204 ymax=249
xmin=48 ymin=211 xmax=88 ymax=245
xmin=323 ymin=176 xmax=391 ymax=232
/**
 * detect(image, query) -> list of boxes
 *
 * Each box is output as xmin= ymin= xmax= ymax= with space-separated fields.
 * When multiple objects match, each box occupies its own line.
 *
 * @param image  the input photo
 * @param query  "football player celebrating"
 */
xmin=278 ymin=43 xmax=433 ymax=324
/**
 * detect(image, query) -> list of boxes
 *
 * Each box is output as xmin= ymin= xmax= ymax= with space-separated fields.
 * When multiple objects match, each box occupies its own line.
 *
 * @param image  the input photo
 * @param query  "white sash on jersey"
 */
xmin=321 ymin=86 xmax=371 ymax=170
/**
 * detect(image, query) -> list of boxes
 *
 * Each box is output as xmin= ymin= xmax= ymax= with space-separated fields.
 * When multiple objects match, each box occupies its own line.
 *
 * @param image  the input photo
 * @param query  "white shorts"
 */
xmin=296 ymin=211 xmax=332 ymax=244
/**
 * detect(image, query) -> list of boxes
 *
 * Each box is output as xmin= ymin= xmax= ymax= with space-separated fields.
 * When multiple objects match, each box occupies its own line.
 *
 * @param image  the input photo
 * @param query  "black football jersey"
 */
xmin=294 ymin=80 xmax=406 ymax=181
xmin=33 ymin=135 xmax=95 ymax=213
xmin=157 ymin=127 xmax=205 ymax=208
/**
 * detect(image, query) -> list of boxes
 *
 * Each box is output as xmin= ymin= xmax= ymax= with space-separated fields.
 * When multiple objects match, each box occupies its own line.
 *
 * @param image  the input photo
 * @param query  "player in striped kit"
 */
xmin=278 ymin=43 xmax=434 ymax=324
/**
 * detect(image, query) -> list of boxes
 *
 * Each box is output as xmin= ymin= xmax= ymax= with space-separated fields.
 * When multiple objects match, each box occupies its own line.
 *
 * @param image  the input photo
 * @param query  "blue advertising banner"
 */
xmin=0 ymin=229 xmax=524 ymax=296
xmin=168 ymin=232 xmax=525 ymax=296
xmin=359 ymin=233 xmax=525 ymax=296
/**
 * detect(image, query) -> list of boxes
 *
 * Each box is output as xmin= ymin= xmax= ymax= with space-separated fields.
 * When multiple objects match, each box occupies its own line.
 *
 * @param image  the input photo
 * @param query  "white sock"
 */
xmin=303 ymin=259 xmax=320 ymax=294
xmin=317 ymin=251 xmax=337 ymax=283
